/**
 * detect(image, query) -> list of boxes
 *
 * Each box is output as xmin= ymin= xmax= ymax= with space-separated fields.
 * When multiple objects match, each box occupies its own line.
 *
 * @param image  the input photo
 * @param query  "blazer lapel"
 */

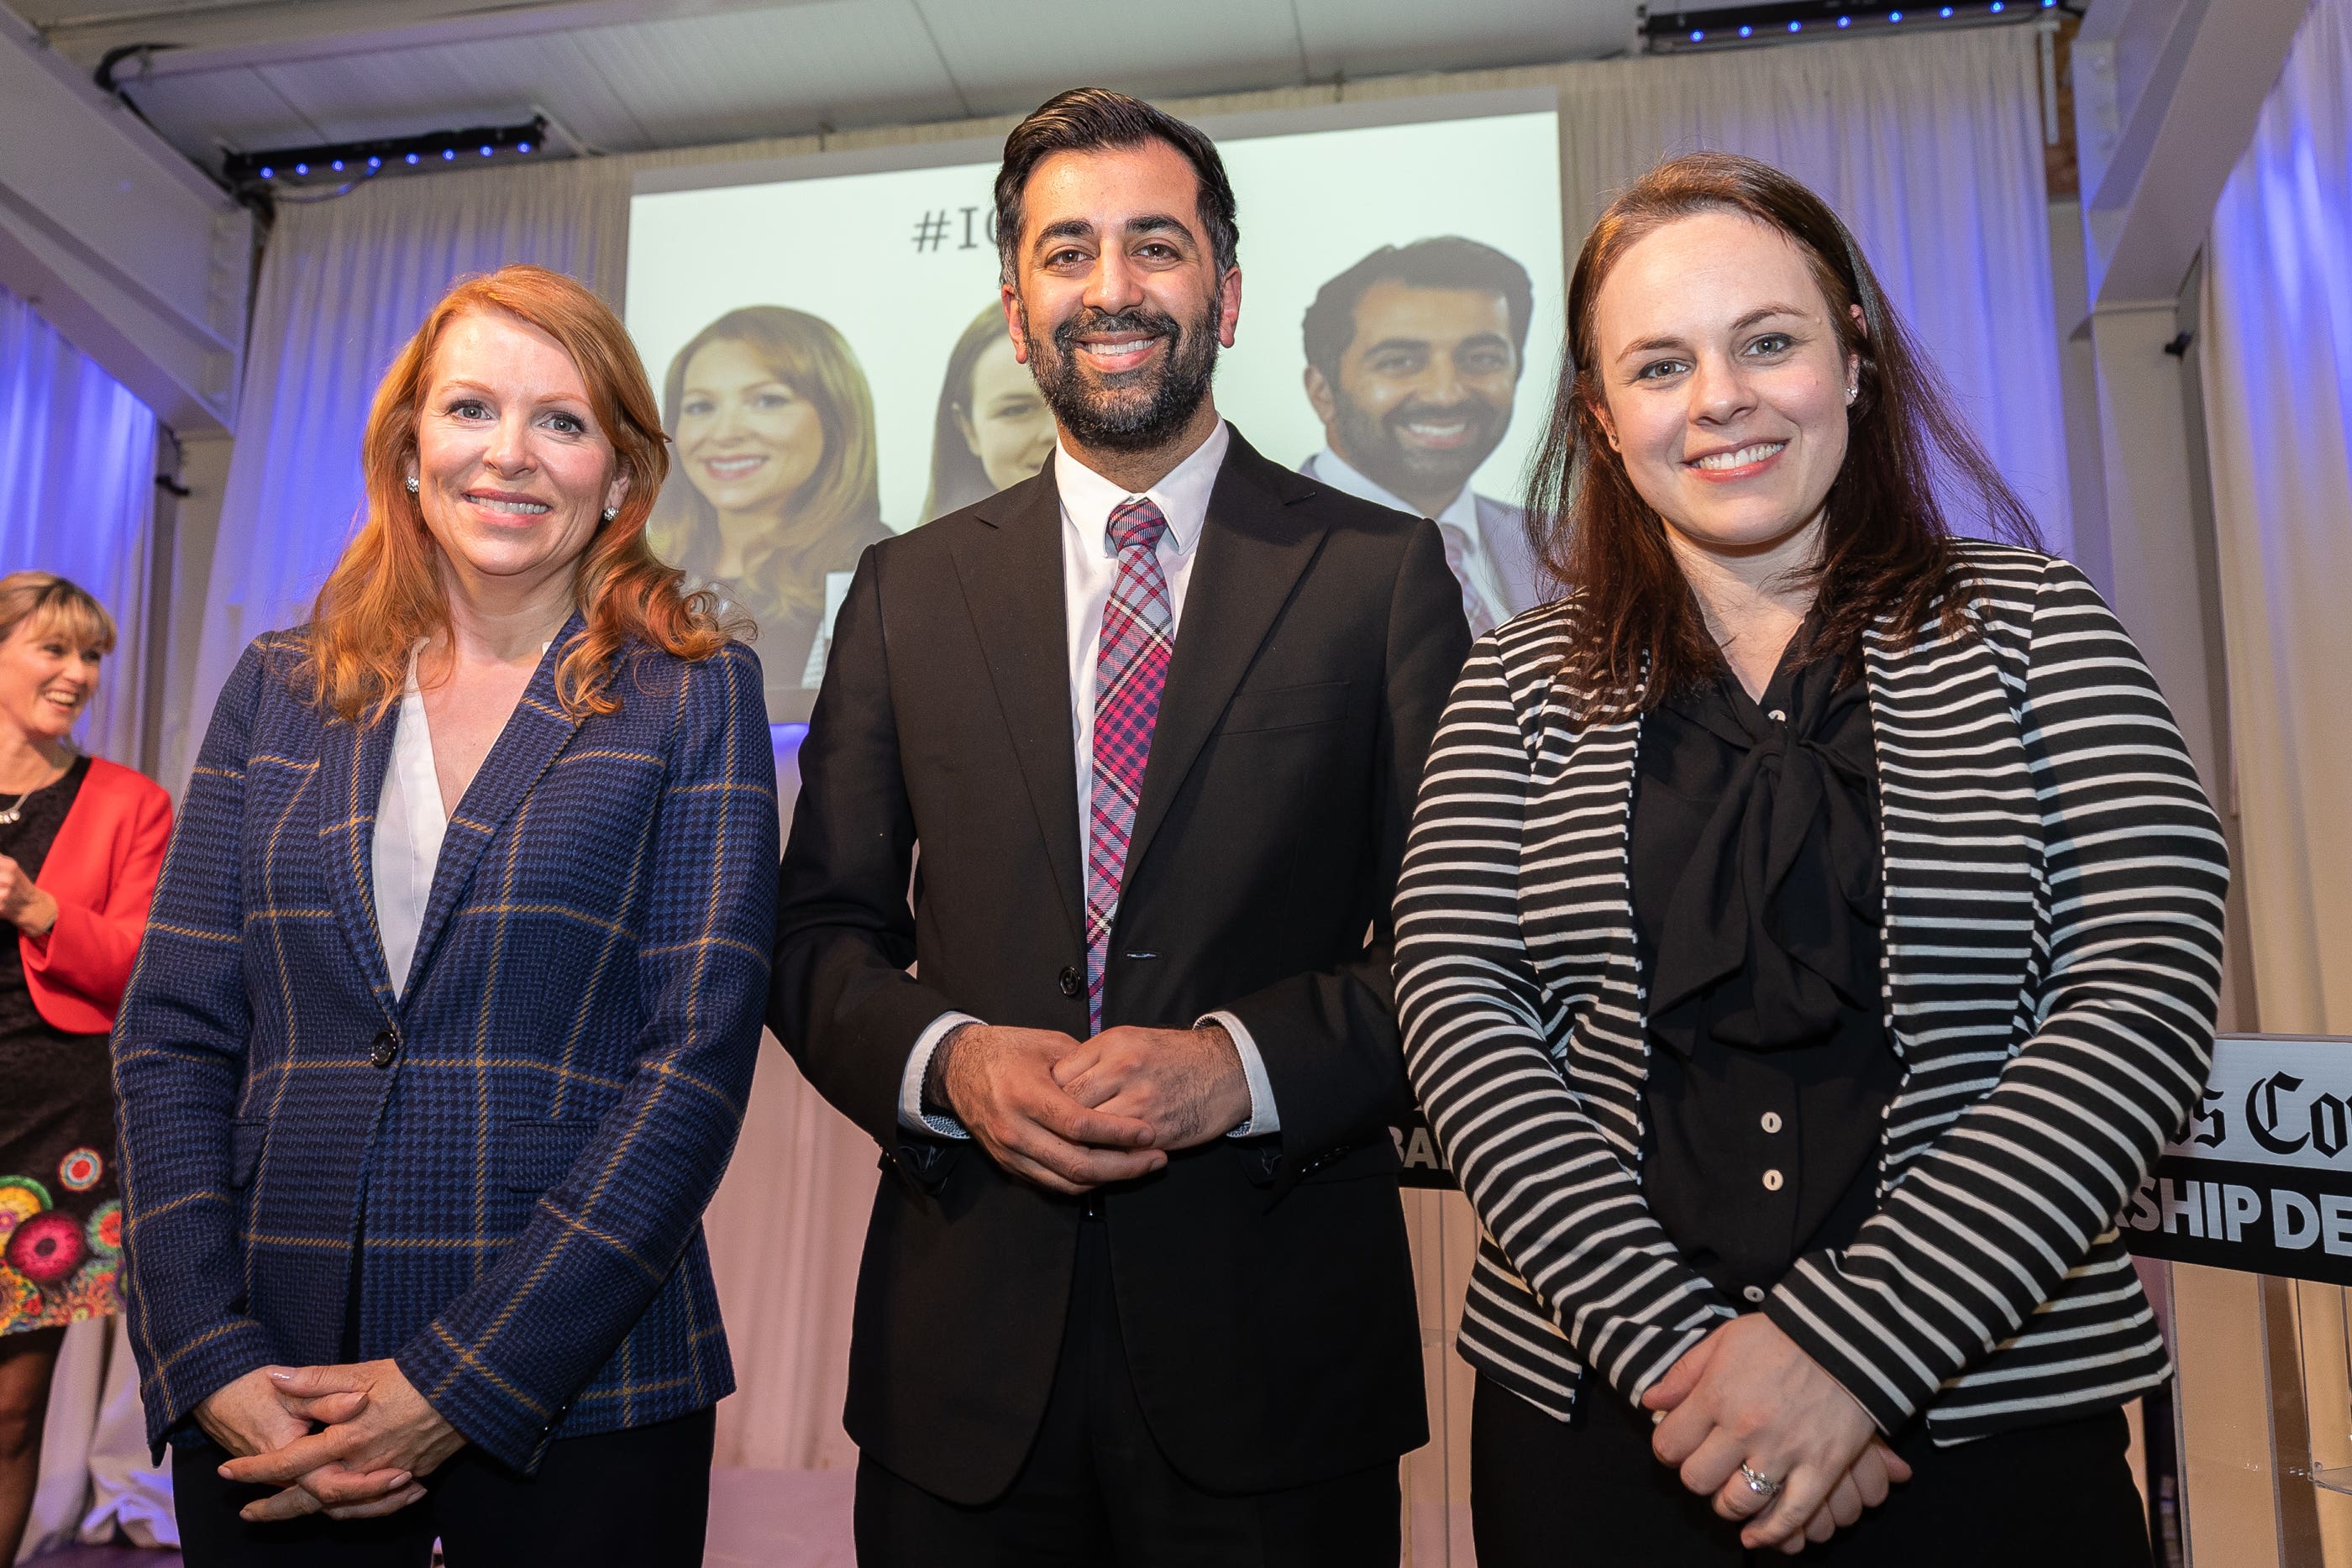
xmin=1123 ymin=434 xmax=1328 ymax=882
xmin=951 ymin=469 xmax=1085 ymax=947
xmin=316 ymin=706 xmax=401 ymax=1022
xmin=400 ymin=616 xmax=589 ymax=1001
xmin=1860 ymin=603 xmax=2040 ymax=1066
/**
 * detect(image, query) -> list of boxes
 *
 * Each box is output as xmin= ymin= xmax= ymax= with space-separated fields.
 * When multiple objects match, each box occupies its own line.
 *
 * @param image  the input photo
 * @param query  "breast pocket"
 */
xmin=1221 ymin=680 xmax=1350 ymax=735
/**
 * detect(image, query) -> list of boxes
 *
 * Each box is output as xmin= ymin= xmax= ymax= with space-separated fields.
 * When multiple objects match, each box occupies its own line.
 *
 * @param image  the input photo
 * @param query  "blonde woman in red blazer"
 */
xmin=0 ymin=572 xmax=171 ymax=1563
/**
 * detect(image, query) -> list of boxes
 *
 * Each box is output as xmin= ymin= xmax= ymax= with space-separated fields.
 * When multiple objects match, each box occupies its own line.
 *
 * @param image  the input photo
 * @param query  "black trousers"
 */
xmin=1472 ymin=1372 xmax=2151 ymax=1567
xmin=856 ymin=1215 xmax=1399 ymax=1567
xmin=171 ymin=1406 xmax=713 ymax=1567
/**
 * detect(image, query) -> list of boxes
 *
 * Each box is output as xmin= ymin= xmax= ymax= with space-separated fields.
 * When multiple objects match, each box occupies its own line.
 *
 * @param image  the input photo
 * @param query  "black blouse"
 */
xmin=0 ymin=754 xmax=91 ymax=1044
xmin=1630 ymin=631 xmax=1902 ymax=1308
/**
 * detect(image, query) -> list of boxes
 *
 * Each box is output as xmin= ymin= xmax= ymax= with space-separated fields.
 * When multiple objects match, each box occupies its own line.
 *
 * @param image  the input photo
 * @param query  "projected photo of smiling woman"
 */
xmin=651 ymin=306 xmax=890 ymax=705
xmin=922 ymin=305 xmax=1058 ymax=522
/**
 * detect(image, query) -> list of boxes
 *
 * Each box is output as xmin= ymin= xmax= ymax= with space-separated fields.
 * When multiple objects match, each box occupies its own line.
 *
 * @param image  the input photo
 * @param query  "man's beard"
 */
xmin=1023 ymin=298 xmax=1220 ymax=453
xmin=1333 ymin=392 xmax=1509 ymax=505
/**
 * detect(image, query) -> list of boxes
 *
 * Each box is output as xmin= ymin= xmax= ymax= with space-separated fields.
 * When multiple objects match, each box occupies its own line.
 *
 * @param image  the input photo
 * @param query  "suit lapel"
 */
xmin=951 ymin=470 xmax=1085 ymax=947
xmin=316 ymin=706 xmax=401 ymax=1023
xmin=1124 ymin=435 xmax=1328 ymax=882
xmin=401 ymin=615 xmax=589 ymax=1001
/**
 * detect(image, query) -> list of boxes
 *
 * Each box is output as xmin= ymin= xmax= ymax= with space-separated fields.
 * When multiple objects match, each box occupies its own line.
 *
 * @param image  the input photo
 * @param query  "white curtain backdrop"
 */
xmin=0 ymin=283 xmax=156 ymax=765
xmin=1552 ymin=24 xmax=2074 ymax=555
xmin=2201 ymin=0 xmax=2349 ymax=1038
xmin=184 ymin=24 xmax=2075 ymax=1502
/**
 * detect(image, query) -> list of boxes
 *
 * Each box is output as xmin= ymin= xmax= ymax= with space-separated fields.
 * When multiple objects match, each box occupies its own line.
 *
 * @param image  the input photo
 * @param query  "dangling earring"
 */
xmin=405 ymin=475 xmax=420 ymax=494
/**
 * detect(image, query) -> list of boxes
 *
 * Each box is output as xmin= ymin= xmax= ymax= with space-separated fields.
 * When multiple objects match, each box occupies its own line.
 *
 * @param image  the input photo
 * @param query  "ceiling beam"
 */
xmin=0 ymin=4 xmax=248 ymax=431
xmin=34 ymin=0 xmax=833 ymax=74
xmin=2070 ymin=0 xmax=2309 ymax=310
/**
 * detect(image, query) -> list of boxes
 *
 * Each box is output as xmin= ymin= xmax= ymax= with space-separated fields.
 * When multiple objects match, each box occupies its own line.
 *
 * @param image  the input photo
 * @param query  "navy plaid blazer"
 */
xmin=113 ymin=621 xmax=777 ymax=1471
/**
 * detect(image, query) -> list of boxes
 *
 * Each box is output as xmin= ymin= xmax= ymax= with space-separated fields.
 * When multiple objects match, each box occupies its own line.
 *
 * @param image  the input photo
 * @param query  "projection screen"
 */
xmin=627 ymin=91 xmax=1563 ymax=721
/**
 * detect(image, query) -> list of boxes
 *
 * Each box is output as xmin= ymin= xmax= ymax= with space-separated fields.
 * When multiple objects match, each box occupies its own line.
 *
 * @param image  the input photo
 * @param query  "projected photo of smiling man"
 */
xmin=651 ymin=306 xmax=890 ymax=700
xmin=1300 ymin=238 xmax=1546 ymax=632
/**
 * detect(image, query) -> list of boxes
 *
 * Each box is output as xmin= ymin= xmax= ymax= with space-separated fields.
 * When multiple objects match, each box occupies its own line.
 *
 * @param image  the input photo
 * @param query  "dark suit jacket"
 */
xmin=770 ymin=430 xmax=1467 ymax=1503
xmin=113 ymin=624 xmax=778 ymax=1471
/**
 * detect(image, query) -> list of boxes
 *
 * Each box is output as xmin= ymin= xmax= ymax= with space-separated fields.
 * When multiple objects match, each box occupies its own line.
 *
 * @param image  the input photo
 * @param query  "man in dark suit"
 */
xmin=1299 ymin=237 xmax=1548 ymax=632
xmin=770 ymin=88 xmax=1467 ymax=1563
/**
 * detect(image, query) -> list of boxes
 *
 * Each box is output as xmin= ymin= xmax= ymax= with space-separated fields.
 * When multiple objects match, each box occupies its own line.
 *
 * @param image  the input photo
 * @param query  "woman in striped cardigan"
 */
xmin=1395 ymin=153 xmax=2227 ymax=1564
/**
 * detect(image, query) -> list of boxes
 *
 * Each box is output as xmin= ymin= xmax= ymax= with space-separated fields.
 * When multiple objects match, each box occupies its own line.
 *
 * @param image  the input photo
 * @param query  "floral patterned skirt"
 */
xmin=0 ymin=1025 xmax=120 ymax=1335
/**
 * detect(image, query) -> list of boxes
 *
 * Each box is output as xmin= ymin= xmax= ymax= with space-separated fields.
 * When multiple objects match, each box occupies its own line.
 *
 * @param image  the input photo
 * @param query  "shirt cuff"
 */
xmin=899 ymin=1012 xmax=980 ymax=1139
xmin=1202 ymin=1010 xmax=1279 ymax=1137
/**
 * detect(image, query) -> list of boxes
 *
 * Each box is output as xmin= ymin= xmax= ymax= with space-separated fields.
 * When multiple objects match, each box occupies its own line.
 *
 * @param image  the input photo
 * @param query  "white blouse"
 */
xmin=370 ymin=669 xmax=448 ymax=1000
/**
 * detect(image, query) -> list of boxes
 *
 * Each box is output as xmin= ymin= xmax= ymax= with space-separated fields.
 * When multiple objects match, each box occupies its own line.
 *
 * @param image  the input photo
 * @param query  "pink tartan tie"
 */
xmin=1087 ymin=497 xmax=1173 ymax=1032
xmin=1437 ymin=524 xmax=1496 ymax=639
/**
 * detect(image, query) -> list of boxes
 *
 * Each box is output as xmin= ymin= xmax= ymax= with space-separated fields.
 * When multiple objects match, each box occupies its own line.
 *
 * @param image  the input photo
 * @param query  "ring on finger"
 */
xmin=1739 ymin=1462 xmax=1782 ymax=1499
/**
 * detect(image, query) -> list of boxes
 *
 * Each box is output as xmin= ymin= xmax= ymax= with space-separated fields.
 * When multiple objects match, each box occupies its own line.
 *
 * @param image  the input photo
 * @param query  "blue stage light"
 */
xmin=1940 ymin=6 xmax=1953 ymax=14
xmin=406 ymin=151 xmax=420 ymax=165
xmin=1738 ymin=23 xmax=1753 ymax=34
xmin=477 ymin=144 xmax=491 ymax=156
xmin=1888 ymin=10 xmax=1903 ymax=19
xmin=294 ymin=162 xmax=307 ymax=175
xmin=1991 ymin=3 xmax=2004 ymax=10
xmin=1837 ymin=13 xmax=1852 ymax=22
xmin=368 ymin=155 xmax=381 ymax=169
xmin=1788 ymin=18 xmax=1803 ymax=29
xmin=517 ymin=141 xmax=533 ymax=154
xmin=441 ymin=148 xmax=455 ymax=160
xmin=258 ymin=165 xmax=273 ymax=180
xmin=330 ymin=160 xmax=344 ymax=171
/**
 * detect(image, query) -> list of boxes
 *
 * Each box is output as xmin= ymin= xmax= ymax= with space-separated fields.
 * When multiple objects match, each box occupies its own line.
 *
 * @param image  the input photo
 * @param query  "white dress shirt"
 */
xmin=897 ymin=421 xmax=1281 ymax=1138
xmin=1307 ymin=447 xmax=1509 ymax=630
xmin=371 ymin=667 xmax=448 ymax=1000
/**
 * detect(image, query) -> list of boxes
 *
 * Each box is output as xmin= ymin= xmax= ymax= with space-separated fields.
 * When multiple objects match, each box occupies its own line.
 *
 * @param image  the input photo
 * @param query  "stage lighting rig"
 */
xmin=1640 ymin=0 xmax=2057 ymax=51
xmin=222 ymin=116 xmax=554 ymax=195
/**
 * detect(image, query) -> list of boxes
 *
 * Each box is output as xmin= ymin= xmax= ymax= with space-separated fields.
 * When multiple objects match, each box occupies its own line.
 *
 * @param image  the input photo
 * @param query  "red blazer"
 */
xmin=22 ymin=756 xmax=172 ymax=1034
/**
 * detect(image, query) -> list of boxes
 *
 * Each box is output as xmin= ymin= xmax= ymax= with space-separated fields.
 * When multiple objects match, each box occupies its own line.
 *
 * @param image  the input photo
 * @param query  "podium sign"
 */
xmin=2123 ymin=1035 xmax=2352 ymax=1285
xmin=1388 ymin=1034 xmax=2352 ymax=1277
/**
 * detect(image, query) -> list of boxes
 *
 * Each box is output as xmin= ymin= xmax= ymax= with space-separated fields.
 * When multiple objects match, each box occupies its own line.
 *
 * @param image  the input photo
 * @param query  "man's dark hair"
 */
xmin=1300 ymin=237 xmax=1536 ymax=384
xmin=994 ymin=88 xmax=1240 ymax=286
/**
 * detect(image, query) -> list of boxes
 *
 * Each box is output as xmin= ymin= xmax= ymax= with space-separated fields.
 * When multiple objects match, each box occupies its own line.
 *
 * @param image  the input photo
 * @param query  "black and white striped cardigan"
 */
xmin=1394 ymin=543 xmax=2229 ymax=1442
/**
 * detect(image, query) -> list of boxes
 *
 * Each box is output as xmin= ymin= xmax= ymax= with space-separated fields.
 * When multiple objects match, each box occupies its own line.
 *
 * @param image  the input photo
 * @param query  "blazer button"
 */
xmin=370 ymin=1030 xmax=400 ymax=1069
xmin=1057 ymin=967 xmax=1081 ymax=999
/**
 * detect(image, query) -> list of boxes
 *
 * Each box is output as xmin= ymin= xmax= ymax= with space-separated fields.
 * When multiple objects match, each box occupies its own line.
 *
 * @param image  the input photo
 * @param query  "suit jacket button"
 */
xmin=370 ymin=1030 xmax=400 ymax=1068
xmin=1057 ymin=967 xmax=1080 ymax=999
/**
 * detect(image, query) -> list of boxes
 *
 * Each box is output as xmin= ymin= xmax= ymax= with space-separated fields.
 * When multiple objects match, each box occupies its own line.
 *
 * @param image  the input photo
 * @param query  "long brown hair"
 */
xmin=1527 ymin=152 xmax=2041 ymax=718
xmin=648 ymin=306 xmax=883 ymax=617
xmin=300 ymin=265 xmax=724 ymax=724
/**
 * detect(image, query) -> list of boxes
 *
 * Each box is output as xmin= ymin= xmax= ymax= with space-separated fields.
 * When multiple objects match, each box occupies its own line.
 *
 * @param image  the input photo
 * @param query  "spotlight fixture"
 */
xmin=223 ymin=115 xmax=551 ymax=191
xmin=1640 ymin=0 xmax=2045 ymax=50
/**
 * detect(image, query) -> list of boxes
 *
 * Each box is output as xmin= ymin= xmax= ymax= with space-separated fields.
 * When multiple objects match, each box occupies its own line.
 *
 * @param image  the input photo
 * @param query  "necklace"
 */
xmin=0 ymin=766 xmax=64 ymax=826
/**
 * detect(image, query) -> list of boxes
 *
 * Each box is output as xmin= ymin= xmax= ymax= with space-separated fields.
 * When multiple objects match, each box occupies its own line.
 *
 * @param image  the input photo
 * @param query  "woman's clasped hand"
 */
xmin=1642 ymin=1315 xmax=1910 ymax=1552
xmin=195 ymin=1360 xmax=462 ymax=1523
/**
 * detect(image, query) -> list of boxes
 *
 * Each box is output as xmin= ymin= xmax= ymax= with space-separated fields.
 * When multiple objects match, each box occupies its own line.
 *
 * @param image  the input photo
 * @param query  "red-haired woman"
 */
xmin=113 ymin=265 xmax=778 ymax=1566
xmin=0 ymin=573 xmax=171 ymax=1564
xmin=1396 ymin=154 xmax=2228 ymax=1563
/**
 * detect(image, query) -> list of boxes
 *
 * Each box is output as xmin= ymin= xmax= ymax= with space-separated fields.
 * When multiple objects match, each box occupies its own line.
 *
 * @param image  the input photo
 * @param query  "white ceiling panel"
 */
xmin=244 ymin=34 xmax=645 ymax=151
xmin=8 ymin=0 xmax=1643 ymax=176
xmin=911 ymin=0 xmax=1312 ymax=117
xmin=1294 ymin=0 xmax=1630 ymax=78
xmin=564 ymin=2 xmax=960 ymax=147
